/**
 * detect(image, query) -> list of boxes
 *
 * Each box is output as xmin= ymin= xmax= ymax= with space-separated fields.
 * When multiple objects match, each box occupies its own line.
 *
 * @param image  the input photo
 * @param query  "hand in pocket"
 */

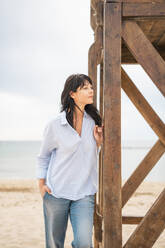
xmin=40 ymin=185 xmax=52 ymax=198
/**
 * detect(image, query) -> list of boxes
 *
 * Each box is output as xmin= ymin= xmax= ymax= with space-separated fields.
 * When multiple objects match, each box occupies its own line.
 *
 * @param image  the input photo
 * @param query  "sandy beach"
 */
xmin=0 ymin=179 xmax=164 ymax=248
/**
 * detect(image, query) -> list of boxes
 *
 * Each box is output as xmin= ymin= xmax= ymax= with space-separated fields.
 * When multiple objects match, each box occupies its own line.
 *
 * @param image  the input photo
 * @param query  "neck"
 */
xmin=74 ymin=104 xmax=85 ymax=117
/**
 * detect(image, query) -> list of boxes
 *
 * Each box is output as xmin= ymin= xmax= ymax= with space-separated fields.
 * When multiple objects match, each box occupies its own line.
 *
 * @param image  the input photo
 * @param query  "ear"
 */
xmin=69 ymin=91 xmax=75 ymax=99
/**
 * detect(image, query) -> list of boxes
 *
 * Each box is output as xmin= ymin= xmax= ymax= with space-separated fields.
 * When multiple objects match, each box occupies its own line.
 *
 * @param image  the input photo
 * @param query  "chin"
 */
xmin=85 ymin=99 xmax=93 ymax=105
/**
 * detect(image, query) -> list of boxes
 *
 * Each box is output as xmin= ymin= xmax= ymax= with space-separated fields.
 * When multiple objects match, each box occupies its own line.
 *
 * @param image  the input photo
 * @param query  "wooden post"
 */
xmin=103 ymin=2 xmax=122 ymax=247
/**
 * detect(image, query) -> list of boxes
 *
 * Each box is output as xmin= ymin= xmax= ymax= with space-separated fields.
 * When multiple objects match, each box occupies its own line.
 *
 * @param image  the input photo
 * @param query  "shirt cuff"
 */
xmin=36 ymin=166 xmax=47 ymax=179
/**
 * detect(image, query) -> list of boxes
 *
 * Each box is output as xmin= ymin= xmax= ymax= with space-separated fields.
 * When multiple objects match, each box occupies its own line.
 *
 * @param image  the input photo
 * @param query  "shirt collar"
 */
xmin=61 ymin=110 xmax=88 ymax=125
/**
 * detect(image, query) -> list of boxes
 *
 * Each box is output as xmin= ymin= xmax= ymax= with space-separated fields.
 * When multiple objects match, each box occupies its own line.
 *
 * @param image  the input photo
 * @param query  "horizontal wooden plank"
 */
xmin=122 ymin=216 xmax=143 ymax=224
xmin=106 ymin=0 xmax=165 ymax=3
xmin=123 ymin=3 xmax=165 ymax=16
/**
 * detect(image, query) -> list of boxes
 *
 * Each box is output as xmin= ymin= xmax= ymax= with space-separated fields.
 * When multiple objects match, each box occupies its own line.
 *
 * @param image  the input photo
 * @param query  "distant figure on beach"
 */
xmin=36 ymin=74 xmax=103 ymax=248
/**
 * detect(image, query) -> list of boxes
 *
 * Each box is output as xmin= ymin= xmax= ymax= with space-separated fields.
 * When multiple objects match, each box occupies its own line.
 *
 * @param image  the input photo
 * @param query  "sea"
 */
xmin=0 ymin=140 xmax=164 ymax=182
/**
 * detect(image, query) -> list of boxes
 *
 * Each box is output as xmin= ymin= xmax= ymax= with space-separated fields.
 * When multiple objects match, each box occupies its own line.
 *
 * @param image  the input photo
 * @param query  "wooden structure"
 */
xmin=88 ymin=0 xmax=165 ymax=247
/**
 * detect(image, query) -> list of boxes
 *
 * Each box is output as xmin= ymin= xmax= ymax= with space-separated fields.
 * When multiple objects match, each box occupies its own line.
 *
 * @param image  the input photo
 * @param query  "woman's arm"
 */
xmin=36 ymin=120 xmax=57 ymax=196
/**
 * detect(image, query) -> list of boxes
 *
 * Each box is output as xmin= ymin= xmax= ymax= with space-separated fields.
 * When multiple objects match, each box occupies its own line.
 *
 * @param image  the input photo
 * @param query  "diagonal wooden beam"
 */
xmin=121 ymin=68 xmax=165 ymax=146
xmin=121 ymin=68 xmax=165 ymax=205
xmin=122 ymin=46 xmax=165 ymax=64
xmin=123 ymin=188 xmax=165 ymax=248
xmin=122 ymin=20 xmax=165 ymax=97
xmin=122 ymin=139 xmax=165 ymax=207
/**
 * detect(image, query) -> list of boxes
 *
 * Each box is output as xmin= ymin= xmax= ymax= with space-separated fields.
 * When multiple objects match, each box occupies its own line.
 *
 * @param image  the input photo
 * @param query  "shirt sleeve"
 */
xmin=36 ymin=120 xmax=58 ymax=179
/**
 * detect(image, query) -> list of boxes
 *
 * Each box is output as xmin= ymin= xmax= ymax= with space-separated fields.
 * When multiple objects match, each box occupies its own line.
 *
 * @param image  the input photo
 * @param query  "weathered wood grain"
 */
xmin=103 ymin=2 xmax=122 ymax=248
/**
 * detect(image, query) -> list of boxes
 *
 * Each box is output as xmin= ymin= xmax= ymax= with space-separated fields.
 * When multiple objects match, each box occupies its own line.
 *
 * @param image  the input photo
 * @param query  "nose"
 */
xmin=90 ymin=88 xmax=93 ymax=94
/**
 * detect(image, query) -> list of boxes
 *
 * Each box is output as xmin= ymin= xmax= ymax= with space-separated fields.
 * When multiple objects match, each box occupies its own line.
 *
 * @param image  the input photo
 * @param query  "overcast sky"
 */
xmin=0 ymin=0 xmax=164 ymax=142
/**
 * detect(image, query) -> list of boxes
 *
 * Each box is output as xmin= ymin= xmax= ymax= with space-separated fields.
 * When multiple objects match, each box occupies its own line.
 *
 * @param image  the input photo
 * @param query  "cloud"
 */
xmin=0 ymin=1 xmax=164 ymax=140
xmin=0 ymin=0 xmax=93 ymax=101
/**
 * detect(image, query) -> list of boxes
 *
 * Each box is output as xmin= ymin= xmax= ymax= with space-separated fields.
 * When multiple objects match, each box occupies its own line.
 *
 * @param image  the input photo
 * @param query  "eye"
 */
xmin=83 ymin=86 xmax=93 ymax=90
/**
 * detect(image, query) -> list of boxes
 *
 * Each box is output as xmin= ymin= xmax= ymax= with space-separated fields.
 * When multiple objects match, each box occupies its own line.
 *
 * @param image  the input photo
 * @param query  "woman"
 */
xmin=36 ymin=73 xmax=103 ymax=248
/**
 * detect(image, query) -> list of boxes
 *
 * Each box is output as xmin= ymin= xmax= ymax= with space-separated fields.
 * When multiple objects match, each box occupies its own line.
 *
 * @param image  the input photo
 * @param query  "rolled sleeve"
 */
xmin=36 ymin=120 xmax=57 ymax=179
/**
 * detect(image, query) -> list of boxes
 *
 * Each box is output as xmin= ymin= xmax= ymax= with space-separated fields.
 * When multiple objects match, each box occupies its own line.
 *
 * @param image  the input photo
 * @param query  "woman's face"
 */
xmin=70 ymin=80 xmax=94 ymax=107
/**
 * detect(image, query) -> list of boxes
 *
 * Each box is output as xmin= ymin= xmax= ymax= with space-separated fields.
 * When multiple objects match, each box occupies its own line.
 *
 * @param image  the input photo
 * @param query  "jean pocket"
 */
xmin=43 ymin=191 xmax=48 ymax=200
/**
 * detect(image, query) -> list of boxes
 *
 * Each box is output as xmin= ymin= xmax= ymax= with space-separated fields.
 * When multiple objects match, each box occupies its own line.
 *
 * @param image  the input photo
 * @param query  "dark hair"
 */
xmin=60 ymin=73 xmax=102 ymax=127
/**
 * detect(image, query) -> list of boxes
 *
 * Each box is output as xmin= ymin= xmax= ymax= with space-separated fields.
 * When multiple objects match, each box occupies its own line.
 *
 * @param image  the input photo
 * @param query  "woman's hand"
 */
xmin=40 ymin=185 xmax=52 ymax=198
xmin=38 ymin=179 xmax=51 ymax=198
xmin=93 ymin=124 xmax=104 ymax=147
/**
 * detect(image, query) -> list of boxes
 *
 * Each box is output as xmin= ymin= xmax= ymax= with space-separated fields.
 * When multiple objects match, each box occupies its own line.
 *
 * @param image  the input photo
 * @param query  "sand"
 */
xmin=0 ymin=179 xmax=164 ymax=248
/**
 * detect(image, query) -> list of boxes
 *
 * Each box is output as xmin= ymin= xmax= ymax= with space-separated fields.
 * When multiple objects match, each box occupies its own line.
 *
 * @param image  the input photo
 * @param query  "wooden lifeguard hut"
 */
xmin=88 ymin=0 xmax=165 ymax=247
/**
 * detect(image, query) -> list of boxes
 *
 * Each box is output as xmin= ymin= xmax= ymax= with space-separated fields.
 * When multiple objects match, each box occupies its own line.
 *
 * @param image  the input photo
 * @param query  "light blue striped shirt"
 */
xmin=36 ymin=110 xmax=100 ymax=200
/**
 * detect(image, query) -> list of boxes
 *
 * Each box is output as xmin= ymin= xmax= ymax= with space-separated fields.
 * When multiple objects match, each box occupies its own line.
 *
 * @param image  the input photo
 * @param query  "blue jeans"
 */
xmin=43 ymin=192 xmax=95 ymax=248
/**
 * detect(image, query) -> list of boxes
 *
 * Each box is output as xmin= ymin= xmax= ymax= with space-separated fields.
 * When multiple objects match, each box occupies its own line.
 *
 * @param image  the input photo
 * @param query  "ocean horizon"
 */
xmin=0 ymin=140 xmax=164 ymax=182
